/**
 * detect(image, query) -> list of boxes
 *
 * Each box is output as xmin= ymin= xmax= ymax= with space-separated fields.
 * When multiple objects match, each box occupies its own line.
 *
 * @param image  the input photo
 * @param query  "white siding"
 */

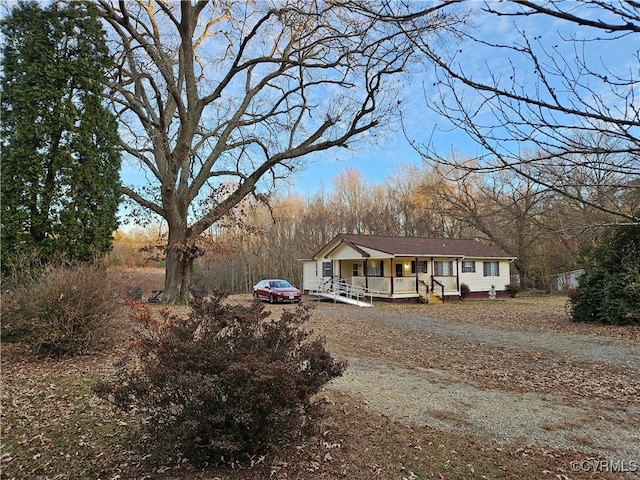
xmin=303 ymin=259 xmax=341 ymax=291
xmin=458 ymin=259 xmax=511 ymax=293
xmin=360 ymin=246 xmax=389 ymax=259
xmin=302 ymin=261 xmax=320 ymax=292
xmin=330 ymin=243 xmax=364 ymax=260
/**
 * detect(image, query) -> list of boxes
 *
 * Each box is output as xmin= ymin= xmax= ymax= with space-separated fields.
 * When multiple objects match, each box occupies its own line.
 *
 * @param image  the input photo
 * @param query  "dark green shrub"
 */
xmin=569 ymin=224 xmax=640 ymax=325
xmin=1 ymin=260 xmax=126 ymax=356
xmin=459 ymin=283 xmax=470 ymax=300
xmin=505 ymin=284 xmax=521 ymax=298
xmin=94 ymin=291 xmax=346 ymax=465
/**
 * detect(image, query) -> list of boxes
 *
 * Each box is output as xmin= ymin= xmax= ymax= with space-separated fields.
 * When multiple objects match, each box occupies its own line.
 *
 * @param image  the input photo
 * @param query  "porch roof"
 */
xmin=312 ymin=234 xmax=515 ymax=260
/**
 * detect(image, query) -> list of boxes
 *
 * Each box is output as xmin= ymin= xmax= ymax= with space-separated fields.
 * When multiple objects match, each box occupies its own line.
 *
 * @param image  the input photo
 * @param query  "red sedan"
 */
xmin=253 ymin=279 xmax=302 ymax=304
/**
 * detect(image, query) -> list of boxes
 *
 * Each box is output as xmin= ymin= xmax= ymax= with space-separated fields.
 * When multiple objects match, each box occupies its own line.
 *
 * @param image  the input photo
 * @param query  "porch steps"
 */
xmin=426 ymin=291 xmax=443 ymax=304
xmin=420 ymin=292 xmax=444 ymax=304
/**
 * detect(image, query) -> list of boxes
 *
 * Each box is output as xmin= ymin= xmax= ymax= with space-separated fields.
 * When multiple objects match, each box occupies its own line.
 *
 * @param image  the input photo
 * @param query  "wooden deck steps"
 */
xmin=419 ymin=291 xmax=443 ymax=304
xmin=428 ymin=292 xmax=443 ymax=304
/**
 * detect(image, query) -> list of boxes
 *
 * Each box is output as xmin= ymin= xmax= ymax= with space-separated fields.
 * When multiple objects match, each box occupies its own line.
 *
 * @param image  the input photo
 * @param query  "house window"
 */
xmin=462 ymin=261 xmax=476 ymax=273
xmin=434 ymin=261 xmax=453 ymax=276
xmin=322 ymin=261 xmax=333 ymax=277
xmin=411 ymin=261 xmax=427 ymax=274
xmin=366 ymin=260 xmax=383 ymax=277
xmin=352 ymin=263 xmax=360 ymax=277
xmin=483 ymin=261 xmax=500 ymax=277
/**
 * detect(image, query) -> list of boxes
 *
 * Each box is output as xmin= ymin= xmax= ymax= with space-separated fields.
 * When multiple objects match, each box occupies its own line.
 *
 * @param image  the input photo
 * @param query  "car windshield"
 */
xmin=271 ymin=280 xmax=292 ymax=288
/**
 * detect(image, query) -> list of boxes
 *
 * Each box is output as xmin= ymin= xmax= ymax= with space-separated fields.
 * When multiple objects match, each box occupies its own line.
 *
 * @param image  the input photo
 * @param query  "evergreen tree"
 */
xmin=570 ymin=223 xmax=640 ymax=325
xmin=1 ymin=0 xmax=121 ymax=269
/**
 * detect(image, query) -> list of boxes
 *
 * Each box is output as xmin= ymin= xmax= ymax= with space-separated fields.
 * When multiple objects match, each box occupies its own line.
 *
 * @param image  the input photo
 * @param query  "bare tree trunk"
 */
xmin=162 ymin=225 xmax=193 ymax=304
xmin=163 ymin=245 xmax=193 ymax=304
xmin=162 ymin=194 xmax=195 ymax=304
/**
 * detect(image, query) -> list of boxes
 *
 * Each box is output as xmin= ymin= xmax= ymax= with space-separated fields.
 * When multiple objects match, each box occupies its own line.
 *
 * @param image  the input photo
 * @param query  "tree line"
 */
xmin=179 ymin=162 xmax=633 ymax=294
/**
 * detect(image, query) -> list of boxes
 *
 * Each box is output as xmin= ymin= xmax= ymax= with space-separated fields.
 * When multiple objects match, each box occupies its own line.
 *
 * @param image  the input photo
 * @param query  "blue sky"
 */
xmin=118 ymin=2 xmax=636 ymax=202
xmin=285 ymin=2 xmax=636 ymax=196
xmin=286 ymin=112 xmax=482 ymax=196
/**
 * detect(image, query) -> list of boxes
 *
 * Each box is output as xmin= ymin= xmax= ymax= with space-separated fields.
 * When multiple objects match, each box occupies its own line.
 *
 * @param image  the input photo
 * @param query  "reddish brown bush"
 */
xmin=94 ymin=291 xmax=345 ymax=465
xmin=505 ymin=283 xmax=522 ymax=298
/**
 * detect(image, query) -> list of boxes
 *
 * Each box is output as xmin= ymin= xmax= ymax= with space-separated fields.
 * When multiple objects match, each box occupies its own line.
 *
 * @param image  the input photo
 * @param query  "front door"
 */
xmin=395 ymin=263 xmax=403 ymax=277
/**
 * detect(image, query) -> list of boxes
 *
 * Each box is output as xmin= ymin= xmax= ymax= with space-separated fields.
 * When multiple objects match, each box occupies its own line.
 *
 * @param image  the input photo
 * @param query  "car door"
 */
xmin=258 ymin=281 xmax=271 ymax=301
xmin=255 ymin=281 xmax=265 ymax=300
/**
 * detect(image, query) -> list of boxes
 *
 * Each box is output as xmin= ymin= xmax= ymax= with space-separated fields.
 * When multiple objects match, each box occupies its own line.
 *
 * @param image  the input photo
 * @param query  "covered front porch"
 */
xmin=334 ymin=256 xmax=462 ymax=302
xmin=350 ymin=274 xmax=459 ymax=301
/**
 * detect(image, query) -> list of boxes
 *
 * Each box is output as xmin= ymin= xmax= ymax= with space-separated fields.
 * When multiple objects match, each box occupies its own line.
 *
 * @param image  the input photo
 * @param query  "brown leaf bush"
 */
xmin=1 ymin=260 xmax=126 ymax=356
xmin=505 ymin=283 xmax=522 ymax=298
xmin=94 ymin=292 xmax=346 ymax=465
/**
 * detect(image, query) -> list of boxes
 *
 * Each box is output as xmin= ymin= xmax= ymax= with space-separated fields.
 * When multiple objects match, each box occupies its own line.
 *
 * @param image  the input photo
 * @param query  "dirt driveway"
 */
xmin=239 ymin=295 xmax=640 ymax=468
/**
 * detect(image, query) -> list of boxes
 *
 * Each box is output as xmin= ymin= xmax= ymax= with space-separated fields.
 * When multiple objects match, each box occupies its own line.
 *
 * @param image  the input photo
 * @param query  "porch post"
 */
xmin=456 ymin=259 xmax=460 ymax=291
xmin=390 ymin=259 xmax=394 ymax=295
xmin=364 ymin=259 xmax=369 ymax=289
xmin=415 ymin=257 xmax=419 ymax=293
xmin=430 ymin=257 xmax=434 ymax=292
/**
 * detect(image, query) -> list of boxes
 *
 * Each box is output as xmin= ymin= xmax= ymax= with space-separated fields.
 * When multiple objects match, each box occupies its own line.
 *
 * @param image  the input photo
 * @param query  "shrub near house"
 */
xmin=505 ymin=284 xmax=521 ymax=298
xmin=570 ymin=224 xmax=640 ymax=325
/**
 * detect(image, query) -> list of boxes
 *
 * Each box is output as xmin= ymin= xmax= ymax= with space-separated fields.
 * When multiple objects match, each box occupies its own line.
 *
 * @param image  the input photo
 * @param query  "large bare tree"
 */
xmin=410 ymin=0 xmax=640 ymax=223
xmin=97 ymin=0 xmax=465 ymax=303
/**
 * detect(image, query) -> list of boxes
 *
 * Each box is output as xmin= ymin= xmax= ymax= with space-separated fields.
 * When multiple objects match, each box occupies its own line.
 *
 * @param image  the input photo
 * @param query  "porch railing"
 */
xmin=393 ymin=276 xmax=416 ymax=293
xmin=431 ymin=276 xmax=446 ymax=301
xmin=354 ymin=276 xmax=412 ymax=294
xmin=316 ymin=278 xmax=379 ymax=304
xmin=431 ymin=275 xmax=458 ymax=292
xmin=352 ymin=276 xmax=391 ymax=294
xmin=331 ymin=275 xmax=459 ymax=298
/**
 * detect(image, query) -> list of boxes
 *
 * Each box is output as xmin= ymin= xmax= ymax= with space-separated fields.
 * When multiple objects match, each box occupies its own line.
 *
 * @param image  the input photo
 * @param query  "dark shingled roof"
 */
xmin=334 ymin=234 xmax=514 ymax=259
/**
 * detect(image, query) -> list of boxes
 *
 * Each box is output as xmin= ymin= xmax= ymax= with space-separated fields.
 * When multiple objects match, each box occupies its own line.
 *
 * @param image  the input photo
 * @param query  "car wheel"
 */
xmin=269 ymin=293 xmax=275 ymax=304
xmin=253 ymin=291 xmax=259 ymax=301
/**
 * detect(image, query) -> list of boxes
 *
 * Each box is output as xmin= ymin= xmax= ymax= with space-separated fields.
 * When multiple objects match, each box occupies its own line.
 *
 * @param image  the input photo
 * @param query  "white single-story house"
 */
xmin=301 ymin=234 xmax=516 ymax=302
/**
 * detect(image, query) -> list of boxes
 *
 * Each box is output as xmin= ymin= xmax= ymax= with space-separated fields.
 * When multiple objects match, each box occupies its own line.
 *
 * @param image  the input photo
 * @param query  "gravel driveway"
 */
xmin=302 ymin=298 xmax=640 ymax=467
xmin=322 ymin=304 xmax=640 ymax=366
